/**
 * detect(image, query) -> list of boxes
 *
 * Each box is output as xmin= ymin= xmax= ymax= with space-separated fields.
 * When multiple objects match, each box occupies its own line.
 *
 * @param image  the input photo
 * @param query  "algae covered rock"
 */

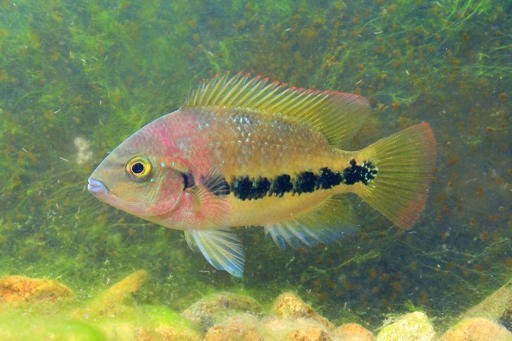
xmin=284 ymin=320 xmax=331 ymax=341
xmin=439 ymin=318 xmax=512 ymax=341
xmin=204 ymin=313 xmax=264 ymax=341
xmin=78 ymin=269 xmax=148 ymax=317
xmin=97 ymin=306 xmax=202 ymax=341
xmin=263 ymin=316 xmax=332 ymax=341
xmin=462 ymin=277 xmax=512 ymax=324
xmin=199 ymin=292 xmax=340 ymax=340
xmin=376 ymin=311 xmax=435 ymax=341
xmin=271 ymin=291 xmax=334 ymax=330
xmin=72 ymin=270 xmax=202 ymax=340
xmin=0 ymin=308 xmax=105 ymax=340
xmin=0 ymin=275 xmax=73 ymax=304
xmin=334 ymin=322 xmax=375 ymax=340
xmin=181 ymin=291 xmax=263 ymax=331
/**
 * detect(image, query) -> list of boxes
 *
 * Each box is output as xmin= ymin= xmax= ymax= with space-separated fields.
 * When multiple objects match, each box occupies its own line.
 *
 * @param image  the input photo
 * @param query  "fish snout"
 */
xmin=87 ymin=177 xmax=108 ymax=195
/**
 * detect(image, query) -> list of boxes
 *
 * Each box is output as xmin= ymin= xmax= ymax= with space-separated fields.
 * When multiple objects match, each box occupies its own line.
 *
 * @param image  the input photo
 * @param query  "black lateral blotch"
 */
xmin=294 ymin=171 xmax=317 ymax=194
xmin=342 ymin=159 xmax=377 ymax=185
xmin=316 ymin=167 xmax=342 ymax=189
xmin=232 ymin=176 xmax=253 ymax=200
xmin=231 ymin=176 xmax=271 ymax=200
xmin=269 ymin=174 xmax=293 ymax=197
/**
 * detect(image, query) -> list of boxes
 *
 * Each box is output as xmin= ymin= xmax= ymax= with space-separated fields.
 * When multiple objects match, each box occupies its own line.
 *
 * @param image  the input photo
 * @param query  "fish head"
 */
xmin=88 ymin=117 xmax=187 ymax=220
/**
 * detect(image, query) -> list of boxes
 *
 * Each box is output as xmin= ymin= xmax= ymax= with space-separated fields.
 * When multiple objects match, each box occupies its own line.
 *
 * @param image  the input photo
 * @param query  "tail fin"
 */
xmin=353 ymin=123 xmax=436 ymax=228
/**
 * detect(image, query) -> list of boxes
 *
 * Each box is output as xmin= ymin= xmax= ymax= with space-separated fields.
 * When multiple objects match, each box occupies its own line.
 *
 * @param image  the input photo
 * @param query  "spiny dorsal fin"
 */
xmin=184 ymin=73 xmax=371 ymax=147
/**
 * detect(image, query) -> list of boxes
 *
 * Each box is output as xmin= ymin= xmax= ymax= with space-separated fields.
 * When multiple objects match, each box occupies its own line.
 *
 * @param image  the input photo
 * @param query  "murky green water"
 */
xmin=0 ymin=0 xmax=510 ymax=333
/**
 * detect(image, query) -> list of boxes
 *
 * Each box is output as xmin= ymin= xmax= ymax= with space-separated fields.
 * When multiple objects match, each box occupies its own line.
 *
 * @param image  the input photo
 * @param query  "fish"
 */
xmin=88 ymin=73 xmax=436 ymax=277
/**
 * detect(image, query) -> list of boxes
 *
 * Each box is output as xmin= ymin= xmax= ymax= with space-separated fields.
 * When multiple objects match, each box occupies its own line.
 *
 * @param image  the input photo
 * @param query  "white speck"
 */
xmin=160 ymin=162 xmax=165 ymax=168
xmin=74 ymin=136 xmax=93 ymax=165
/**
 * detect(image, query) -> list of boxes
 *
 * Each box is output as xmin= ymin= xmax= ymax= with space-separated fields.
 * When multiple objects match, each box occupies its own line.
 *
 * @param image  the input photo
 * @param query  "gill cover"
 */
xmin=88 ymin=121 xmax=187 ymax=219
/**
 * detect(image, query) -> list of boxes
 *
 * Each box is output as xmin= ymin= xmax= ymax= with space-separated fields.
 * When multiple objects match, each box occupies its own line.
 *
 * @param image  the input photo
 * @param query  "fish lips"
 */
xmin=87 ymin=177 xmax=109 ymax=196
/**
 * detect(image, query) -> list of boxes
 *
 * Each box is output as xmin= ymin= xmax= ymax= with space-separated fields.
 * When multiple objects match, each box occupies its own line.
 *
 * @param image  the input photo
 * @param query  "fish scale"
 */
xmin=198 ymin=109 xmax=336 ymax=179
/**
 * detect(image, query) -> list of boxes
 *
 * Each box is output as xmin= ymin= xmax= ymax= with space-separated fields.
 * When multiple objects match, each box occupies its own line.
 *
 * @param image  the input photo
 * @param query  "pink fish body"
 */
xmin=88 ymin=74 xmax=436 ymax=277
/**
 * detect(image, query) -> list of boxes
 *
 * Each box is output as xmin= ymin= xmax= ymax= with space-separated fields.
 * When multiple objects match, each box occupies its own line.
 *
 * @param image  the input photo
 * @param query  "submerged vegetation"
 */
xmin=0 ymin=0 xmax=510 ymax=329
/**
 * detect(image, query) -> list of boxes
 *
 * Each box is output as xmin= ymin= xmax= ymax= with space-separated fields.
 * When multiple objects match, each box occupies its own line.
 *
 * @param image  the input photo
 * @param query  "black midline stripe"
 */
xmin=206 ymin=159 xmax=377 ymax=201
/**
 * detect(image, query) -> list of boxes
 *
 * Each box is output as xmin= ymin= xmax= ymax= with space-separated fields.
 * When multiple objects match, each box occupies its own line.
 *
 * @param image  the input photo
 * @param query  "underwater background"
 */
xmin=0 ymin=0 xmax=510 ymax=334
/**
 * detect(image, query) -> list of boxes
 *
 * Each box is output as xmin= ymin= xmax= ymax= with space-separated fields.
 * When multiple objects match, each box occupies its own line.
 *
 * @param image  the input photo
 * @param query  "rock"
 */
xmin=462 ymin=277 xmax=512 ymax=322
xmin=84 ymin=270 xmax=148 ymax=316
xmin=0 ymin=275 xmax=73 ymax=304
xmin=284 ymin=319 xmax=331 ymax=341
xmin=271 ymin=292 xmax=334 ymax=330
xmin=439 ymin=318 xmax=512 ymax=341
xmin=376 ymin=311 xmax=435 ymax=341
xmin=204 ymin=313 xmax=264 ymax=341
xmin=181 ymin=292 xmax=263 ymax=331
xmin=0 ymin=311 xmax=105 ymax=340
xmin=334 ymin=323 xmax=375 ymax=340
xmin=97 ymin=305 xmax=202 ymax=341
xmin=263 ymin=316 xmax=332 ymax=341
xmin=151 ymin=325 xmax=202 ymax=341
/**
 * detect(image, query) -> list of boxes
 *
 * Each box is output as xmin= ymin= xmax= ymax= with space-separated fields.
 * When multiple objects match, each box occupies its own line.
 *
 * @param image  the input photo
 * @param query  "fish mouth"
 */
xmin=87 ymin=177 xmax=109 ymax=195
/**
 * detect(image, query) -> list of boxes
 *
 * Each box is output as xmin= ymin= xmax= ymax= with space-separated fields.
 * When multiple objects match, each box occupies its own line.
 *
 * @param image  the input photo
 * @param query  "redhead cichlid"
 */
xmin=88 ymin=74 xmax=436 ymax=277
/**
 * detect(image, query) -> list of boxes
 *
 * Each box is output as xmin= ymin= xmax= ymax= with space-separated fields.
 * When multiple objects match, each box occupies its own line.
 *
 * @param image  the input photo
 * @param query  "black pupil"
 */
xmin=131 ymin=162 xmax=145 ymax=174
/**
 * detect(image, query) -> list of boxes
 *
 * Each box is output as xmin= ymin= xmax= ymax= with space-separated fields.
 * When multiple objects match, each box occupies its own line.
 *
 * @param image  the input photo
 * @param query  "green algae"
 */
xmin=0 ymin=0 xmax=511 ymax=333
xmin=0 ymin=307 xmax=106 ymax=341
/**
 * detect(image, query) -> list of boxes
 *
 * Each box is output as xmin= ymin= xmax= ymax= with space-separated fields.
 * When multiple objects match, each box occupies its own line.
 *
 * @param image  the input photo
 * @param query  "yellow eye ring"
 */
xmin=126 ymin=156 xmax=152 ymax=181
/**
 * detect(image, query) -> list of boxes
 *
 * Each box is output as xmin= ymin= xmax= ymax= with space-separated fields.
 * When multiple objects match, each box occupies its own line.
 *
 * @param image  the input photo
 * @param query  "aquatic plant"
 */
xmin=0 ymin=0 xmax=510 ymax=330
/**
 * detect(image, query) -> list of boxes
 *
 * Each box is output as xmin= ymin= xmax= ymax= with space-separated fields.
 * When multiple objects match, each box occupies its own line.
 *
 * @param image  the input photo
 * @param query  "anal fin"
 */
xmin=265 ymin=196 xmax=358 ymax=249
xmin=184 ymin=229 xmax=244 ymax=277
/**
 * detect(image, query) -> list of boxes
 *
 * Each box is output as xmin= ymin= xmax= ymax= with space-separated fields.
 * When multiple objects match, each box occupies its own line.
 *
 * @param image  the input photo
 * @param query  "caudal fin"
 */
xmin=353 ymin=123 xmax=436 ymax=228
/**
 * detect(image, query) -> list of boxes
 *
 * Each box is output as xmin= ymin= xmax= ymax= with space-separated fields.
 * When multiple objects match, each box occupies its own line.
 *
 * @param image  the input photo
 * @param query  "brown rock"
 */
xmin=439 ymin=318 xmax=512 ymax=341
xmin=263 ymin=317 xmax=332 ymax=341
xmin=271 ymin=292 xmax=334 ymax=330
xmin=0 ymin=275 xmax=73 ymax=304
xmin=286 ymin=323 xmax=331 ymax=341
xmin=204 ymin=313 xmax=264 ymax=341
xmin=334 ymin=323 xmax=375 ymax=340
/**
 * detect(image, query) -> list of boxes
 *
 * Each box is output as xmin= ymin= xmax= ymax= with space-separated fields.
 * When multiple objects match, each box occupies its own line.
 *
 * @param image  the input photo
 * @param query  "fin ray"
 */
xmin=264 ymin=196 xmax=357 ymax=249
xmin=187 ymin=179 xmax=231 ymax=227
xmin=185 ymin=73 xmax=371 ymax=146
xmin=353 ymin=123 xmax=436 ymax=228
xmin=184 ymin=229 xmax=244 ymax=277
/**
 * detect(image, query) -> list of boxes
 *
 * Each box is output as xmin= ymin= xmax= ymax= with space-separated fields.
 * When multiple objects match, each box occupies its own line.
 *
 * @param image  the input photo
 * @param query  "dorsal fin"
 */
xmin=184 ymin=73 xmax=371 ymax=147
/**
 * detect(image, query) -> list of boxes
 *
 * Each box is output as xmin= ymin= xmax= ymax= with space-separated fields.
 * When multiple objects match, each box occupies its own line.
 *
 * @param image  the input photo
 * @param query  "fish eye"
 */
xmin=126 ymin=156 xmax=152 ymax=181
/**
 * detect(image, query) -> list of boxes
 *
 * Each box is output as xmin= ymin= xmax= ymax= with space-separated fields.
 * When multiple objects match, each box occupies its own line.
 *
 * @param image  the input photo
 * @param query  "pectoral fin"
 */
xmin=184 ymin=229 xmax=244 ymax=277
xmin=185 ymin=178 xmax=231 ymax=227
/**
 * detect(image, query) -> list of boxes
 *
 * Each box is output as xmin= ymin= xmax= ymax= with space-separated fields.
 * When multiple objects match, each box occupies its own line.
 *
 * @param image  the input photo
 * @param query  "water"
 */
xmin=0 ymin=0 xmax=510 ymax=333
